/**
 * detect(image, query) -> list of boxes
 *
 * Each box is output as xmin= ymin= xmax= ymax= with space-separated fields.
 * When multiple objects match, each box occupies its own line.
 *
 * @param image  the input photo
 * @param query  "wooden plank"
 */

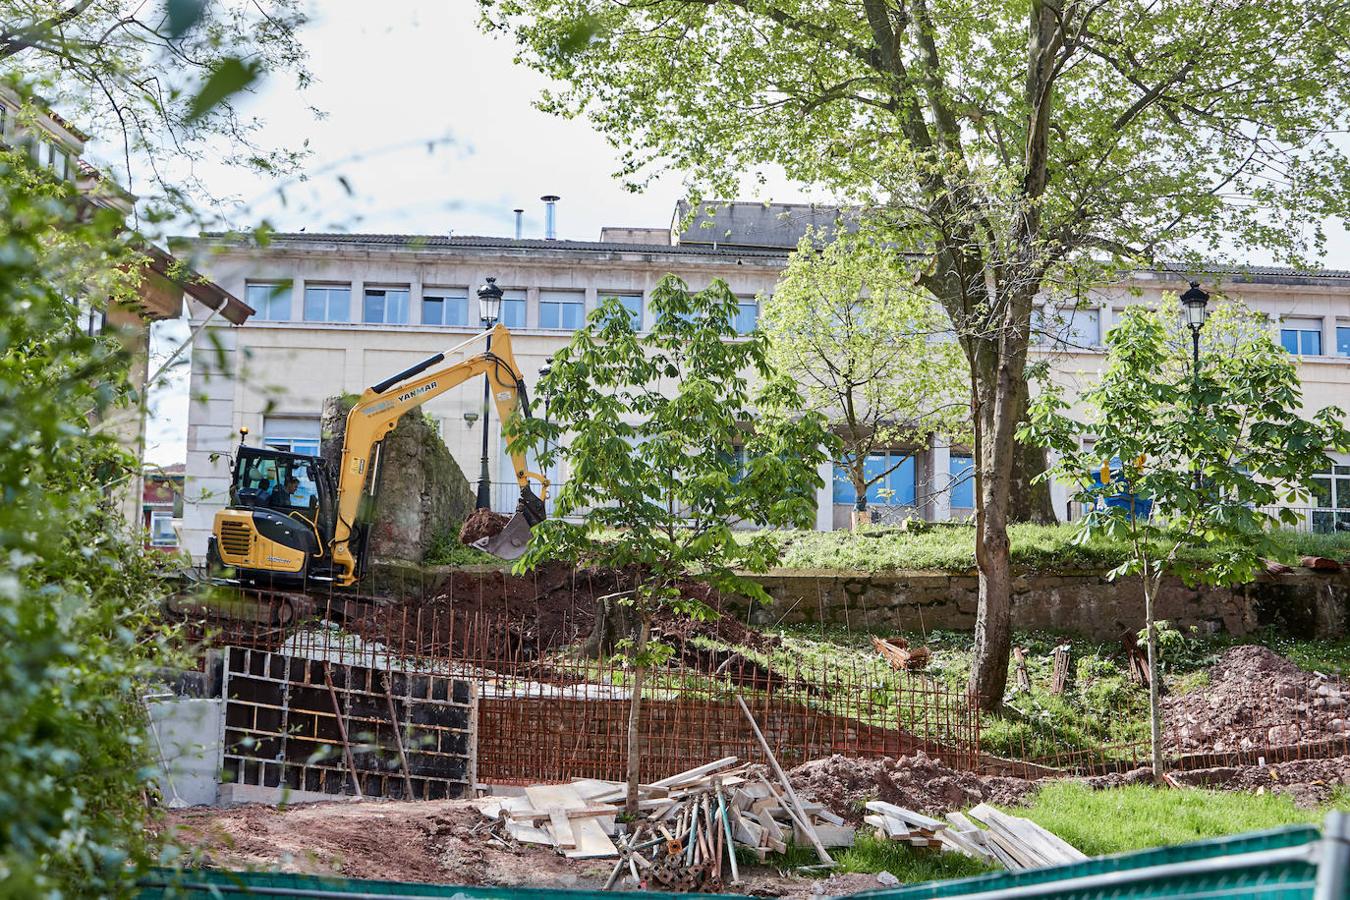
xmin=525 ymin=783 xmax=618 ymax=859
xmin=944 ymin=811 xmax=979 ymax=833
xmin=502 ymin=806 xmax=620 ymax=823
xmin=548 ymin=809 xmax=576 ymax=849
xmin=757 ymin=807 xmax=785 ymax=845
xmin=650 ymin=756 xmax=739 ymax=789
xmin=969 ymin=804 xmax=1082 ymax=866
xmin=864 ymin=800 xmax=943 ymax=831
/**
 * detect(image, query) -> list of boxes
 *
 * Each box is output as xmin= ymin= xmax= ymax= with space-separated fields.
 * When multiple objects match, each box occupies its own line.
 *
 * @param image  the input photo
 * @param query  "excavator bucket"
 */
xmin=472 ymin=487 xmax=547 ymax=561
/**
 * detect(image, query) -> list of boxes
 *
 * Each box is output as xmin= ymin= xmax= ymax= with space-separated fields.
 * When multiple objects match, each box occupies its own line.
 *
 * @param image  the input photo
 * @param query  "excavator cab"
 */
xmin=207 ymin=443 xmax=342 ymax=584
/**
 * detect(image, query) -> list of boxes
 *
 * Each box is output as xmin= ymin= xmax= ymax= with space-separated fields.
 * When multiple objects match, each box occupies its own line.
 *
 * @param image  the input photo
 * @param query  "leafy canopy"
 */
xmin=0 ymin=152 xmax=180 ymax=894
xmin=763 ymin=232 xmax=968 ymax=502
xmin=1022 ymin=298 xmax=1350 ymax=588
xmin=514 ymin=275 xmax=835 ymax=615
xmin=485 ymin=0 xmax=1350 ymax=271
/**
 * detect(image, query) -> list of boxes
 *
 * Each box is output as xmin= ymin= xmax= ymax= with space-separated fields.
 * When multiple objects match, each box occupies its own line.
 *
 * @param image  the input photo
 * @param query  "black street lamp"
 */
xmin=475 ymin=277 xmax=504 ymax=510
xmin=1180 ymin=281 xmax=1210 ymax=491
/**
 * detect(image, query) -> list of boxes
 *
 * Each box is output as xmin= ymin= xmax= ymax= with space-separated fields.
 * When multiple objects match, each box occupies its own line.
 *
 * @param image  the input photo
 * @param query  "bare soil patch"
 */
xmin=458 ymin=509 xmax=509 ymax=546
xmin=1163 ymin=646 xmax=1350 ymax=755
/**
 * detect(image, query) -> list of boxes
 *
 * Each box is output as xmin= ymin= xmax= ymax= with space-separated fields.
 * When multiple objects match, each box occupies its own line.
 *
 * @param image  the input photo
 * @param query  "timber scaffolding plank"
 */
xmin=220 ymin=646 xmax=476 ymax=800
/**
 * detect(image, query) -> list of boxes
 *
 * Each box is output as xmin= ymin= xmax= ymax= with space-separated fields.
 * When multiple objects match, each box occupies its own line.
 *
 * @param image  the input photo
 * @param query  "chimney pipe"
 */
xmin=513 ymin=208 xmax=524 ymax=240
xmin=541 ymin=195 xmax=560 ymax=240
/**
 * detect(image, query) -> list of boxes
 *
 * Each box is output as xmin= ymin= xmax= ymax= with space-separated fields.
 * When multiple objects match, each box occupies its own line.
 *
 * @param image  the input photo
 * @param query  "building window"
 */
xmin=735 ymin=298 xmax=759 ymax=334
xmin=263 ymin=416 xmax=321 ymax=458
xmin=304 ymin=284 xmax=351 ymax=322
xmin=364 ymin=287 xmax=409 ymax=325
xmin=833 ymin=452 xmax=917 ymax=506
xmin=148 ymin=510 xmax=177 ymax=547
xmin=1035 ymin=305 xmax=1100 ymax=348
xmin=540 ymin=290 xmax=585 ymax=330
xmin=246 ymin=281 xmax=292 ymax=321
xmin=1311 ymin=464 xmax=1350 ymax=533
xmin=501 ymin=290 xmax=526 ymax=328
xmin=1280 ymin=317 xmax=1322 ymax=355
xmin=1336 ymin=324 xmax=1350 ymax=357
xmin=423 ymin=291 xmax=469 ymax=327
xmin=949 ymin=454 xmax=975 ymax=509
xmin=603 ymin=292 xmax=643 ymax=330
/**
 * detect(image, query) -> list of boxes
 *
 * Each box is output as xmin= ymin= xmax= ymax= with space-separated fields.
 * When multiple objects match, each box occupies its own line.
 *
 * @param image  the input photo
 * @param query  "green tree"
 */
xmin=763 ymin=232 xmax=968 ymax=527
xmin=0 ymin=152 xmax=179 ymax=894
xmin=0 ymin=0 xmax=310 ymax=214
xmin=483 ymin=0 xmax=1350 ymax=708
xmin=1021 ymin=299 xmax=1350 ymax=777
xmin=514 ymin=275 xmax=833 ymax=813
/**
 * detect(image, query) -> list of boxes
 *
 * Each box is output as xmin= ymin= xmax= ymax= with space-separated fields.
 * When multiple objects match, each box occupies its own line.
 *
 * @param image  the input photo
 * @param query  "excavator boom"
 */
xmin=329 ymin=323 xmax=547 ymax=585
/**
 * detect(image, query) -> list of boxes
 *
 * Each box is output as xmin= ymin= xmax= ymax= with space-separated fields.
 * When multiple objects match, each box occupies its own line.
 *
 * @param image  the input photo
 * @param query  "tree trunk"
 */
xmin=624 ymin=616 xmax=651 ymax=816
xmin=966 ymin=331 xmax=1028 ymax=711
xmin=1143 ymin=577 xmax=1165 ymax=779
xmin=1009 ymin=438 xmax=1058 ymax=524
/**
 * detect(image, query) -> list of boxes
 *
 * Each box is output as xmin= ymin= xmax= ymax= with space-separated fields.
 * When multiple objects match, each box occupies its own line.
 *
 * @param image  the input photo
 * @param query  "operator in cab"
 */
xmin=267 ymin=475 xmax=300 ymax=509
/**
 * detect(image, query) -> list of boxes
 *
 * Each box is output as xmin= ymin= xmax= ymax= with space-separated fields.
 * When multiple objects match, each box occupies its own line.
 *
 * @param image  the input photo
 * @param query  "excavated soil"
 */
xmin=1173 ymin=755 xmax=1350 ymax=808
xmin=458 ymin=509 xmax=510 ymax=546
xmin=1163 ymin=646 xmax=1350 ymax=755
xmin=161 ymin=797 xmax=859 ymax=897
xmin=350 ymin=561 xmax=778 ymax=672
xmin=788 ymin=751 xmax=1036 ymax=823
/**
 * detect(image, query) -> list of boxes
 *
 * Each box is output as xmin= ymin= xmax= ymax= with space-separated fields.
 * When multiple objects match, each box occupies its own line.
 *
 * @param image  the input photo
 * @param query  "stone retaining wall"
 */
xmin=737 ymin=569 xmax=1350 ymax=640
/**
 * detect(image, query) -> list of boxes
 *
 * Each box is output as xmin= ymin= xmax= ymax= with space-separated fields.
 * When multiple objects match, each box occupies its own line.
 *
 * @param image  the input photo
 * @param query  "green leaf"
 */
xmin=186 ymin=57 xmax=262 ymax=123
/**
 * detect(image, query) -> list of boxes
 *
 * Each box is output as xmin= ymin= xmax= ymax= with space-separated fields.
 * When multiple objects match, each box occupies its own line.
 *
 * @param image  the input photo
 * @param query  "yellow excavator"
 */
xmin=206 ymin=324 xmax=549 ymax=588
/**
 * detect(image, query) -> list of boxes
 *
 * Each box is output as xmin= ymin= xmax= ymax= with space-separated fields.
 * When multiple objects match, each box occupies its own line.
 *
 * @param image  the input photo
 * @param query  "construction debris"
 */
xmin=476 ymin=754 xmax=856 ymax=892
xmin=871 ymin=636 xmax=931 ymax=672
xmin=862 ymin=801 xmax=1085 ymax=872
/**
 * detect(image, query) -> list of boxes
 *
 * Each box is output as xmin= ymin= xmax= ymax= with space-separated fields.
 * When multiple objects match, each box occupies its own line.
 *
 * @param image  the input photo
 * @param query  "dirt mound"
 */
xmin=1174 ymin=755 xmax=1350 ymax=808
xmin=162 ymin=799 xmax=613 ymax=886
xmin=1163 ymin=645 xmax=1350 ymax=755
xmin=788 ymin=752 xmax=1035 ymax=822
xmin=459 ymin=508 xmax=509 ymax=546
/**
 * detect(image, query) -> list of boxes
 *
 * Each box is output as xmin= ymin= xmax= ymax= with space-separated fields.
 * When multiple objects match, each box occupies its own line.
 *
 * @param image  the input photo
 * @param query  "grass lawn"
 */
xmin=1009 ymin=781 xmax=1348 ymax=857
xmin=753 ymin=522 xmax=1350 ymax=574
xmin=815 ymin=781 xmax=1348 ymax=880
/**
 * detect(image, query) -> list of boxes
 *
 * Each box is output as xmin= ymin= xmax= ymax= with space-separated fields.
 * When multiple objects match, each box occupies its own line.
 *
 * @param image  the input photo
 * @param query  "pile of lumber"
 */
xmin=864 ymin=801 xmax=1085 ymax=871
xmin=871 ymin=636 xmax=931 ymax=671
xmin=476 ymin=751 xmax=856 ymax=892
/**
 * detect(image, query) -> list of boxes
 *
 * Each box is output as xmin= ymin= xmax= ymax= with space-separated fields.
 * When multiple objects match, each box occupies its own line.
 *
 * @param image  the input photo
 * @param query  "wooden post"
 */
xmin=1012 ymin=647 xmax=1031 ymax=693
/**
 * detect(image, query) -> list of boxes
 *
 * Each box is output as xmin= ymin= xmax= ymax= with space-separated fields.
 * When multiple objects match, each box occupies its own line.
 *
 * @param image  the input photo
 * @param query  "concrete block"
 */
xmin=217 ymin=783 xmax=360 ymax=807
xmin=147 ymin=697 xmax=224 ymax=807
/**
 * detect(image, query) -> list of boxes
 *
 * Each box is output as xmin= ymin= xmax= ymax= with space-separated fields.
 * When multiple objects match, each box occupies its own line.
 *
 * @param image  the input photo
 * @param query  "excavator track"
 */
xmin=165 ymin=568 xmax=398 ymax=636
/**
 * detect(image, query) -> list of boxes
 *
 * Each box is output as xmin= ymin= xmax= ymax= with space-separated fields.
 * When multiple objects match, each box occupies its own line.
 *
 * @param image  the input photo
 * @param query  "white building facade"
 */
xmin=176 ymin=202 xmax=1350 ymax=561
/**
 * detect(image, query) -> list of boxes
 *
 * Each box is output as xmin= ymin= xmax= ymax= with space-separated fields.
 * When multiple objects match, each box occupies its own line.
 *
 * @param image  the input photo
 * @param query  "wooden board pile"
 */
xmin=871 ymin=636 xmax=931 ymax=672
xmin=864 ymin=801 xmax=1086 ymax=871
xmin=476 ymin=755 xmax=855 ymax=892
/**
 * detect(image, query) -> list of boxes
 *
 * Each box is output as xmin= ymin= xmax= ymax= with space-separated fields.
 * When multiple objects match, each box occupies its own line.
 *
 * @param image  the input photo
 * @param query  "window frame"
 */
xmin=602 ymin=291 xmax=643 ymax=330
xmin=734 ymin=297 xmax=759 ymax=335
xmin=1280 ymin=317 xmax=1323 ymax=356
xmin=832 ymin=450 xmax=918 ymax=506
xmin=539 ymin=290 xmax=586 ymax=330
xmin=303 ymin=283 xmax=352 ymax=323
xmin=422 ymin=289 xmax=470 ymax=327
xmin=246 ymin=281 xmax=293 ymax=322
xmin=148 ymin=510 xmax=177 ymax=547
xmin=500 ymin=290 xmax=527 ymax=328
xmin=949 ymin=453 xmax=975 ymax=509
xmin=363 ymin=286 xmax=410 ymax=325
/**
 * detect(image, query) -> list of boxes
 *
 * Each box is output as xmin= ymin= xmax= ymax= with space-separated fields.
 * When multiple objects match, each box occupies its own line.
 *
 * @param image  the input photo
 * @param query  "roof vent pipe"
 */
xmin=541 ymin=195 xmax=560 ymax=240
xmin=513 ymin=208 xmax=524 ymax=240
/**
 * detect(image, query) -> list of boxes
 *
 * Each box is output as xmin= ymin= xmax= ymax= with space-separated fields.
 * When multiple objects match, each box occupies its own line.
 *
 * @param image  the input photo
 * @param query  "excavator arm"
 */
xmin=329 ymin=324 xmax=548 ymax=586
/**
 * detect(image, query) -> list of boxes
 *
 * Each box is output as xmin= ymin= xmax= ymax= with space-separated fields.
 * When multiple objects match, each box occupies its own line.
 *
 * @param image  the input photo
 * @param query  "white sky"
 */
xmin=141 ymin=0 xmax=819 ymax=465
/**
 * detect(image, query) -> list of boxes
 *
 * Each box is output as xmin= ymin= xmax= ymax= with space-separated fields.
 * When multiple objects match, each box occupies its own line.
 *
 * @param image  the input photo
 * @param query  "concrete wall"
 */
xmin=740 ymin=569 xmax=1350 ymax=641
xmin=146 ymin=696 xmax=224 ymax=807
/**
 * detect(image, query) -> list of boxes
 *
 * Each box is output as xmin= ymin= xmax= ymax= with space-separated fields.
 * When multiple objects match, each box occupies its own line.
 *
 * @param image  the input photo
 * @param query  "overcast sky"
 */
xmin=142 ymin=0 xmax=818 ymax=465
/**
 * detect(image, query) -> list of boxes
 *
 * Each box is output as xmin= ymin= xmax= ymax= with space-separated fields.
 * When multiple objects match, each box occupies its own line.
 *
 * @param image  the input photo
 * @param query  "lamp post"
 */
xmin=475 ymin=277 xmax=504 ymax=510
xmin=1180 ymin=281 xmax=1210 ymax=492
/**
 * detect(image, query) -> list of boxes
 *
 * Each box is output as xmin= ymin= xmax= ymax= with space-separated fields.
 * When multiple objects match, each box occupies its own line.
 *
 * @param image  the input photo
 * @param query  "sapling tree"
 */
xmin=762 ymin=233 xmax=968 ymax=527
xmin=513 ymin=274 xmax=833 ymax=813
xmin=1021 ymin=299 xmax=1350 ymax=777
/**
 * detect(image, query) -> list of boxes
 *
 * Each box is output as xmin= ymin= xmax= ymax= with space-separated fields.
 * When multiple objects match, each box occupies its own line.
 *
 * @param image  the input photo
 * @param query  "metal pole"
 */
xmin=476 ymin=328 xmax=493 ymax=509
xmin=1315 ymin=810 xmax=1350 ymax=900
xmin=1191 ymin=323 xmax=1203 ymax=492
